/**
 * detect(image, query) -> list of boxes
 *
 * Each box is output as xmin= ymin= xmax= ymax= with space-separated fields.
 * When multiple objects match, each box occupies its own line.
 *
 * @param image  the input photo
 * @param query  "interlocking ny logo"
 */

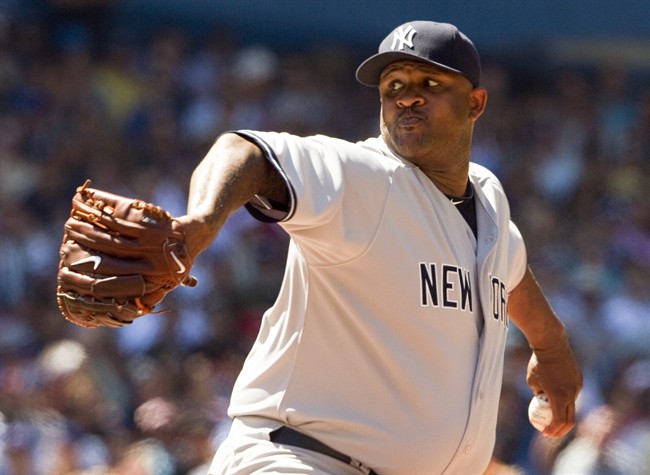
xmin=391 ymin=24 xmax=417 ymax=51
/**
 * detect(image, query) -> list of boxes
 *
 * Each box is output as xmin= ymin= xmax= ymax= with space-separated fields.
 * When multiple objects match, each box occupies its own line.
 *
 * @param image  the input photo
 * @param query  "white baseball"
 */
xmin=528 ymin=394 xmax=552 ymax=431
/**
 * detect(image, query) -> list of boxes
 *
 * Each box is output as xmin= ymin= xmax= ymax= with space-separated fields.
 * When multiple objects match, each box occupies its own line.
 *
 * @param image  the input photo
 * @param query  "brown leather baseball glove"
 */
xmin=56 ymin=180 xmax=197 ymax=328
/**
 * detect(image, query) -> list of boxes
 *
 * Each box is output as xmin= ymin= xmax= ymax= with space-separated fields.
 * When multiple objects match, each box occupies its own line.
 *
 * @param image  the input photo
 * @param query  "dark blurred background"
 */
xmin=1 ymin=1 xmax=649 ymax=474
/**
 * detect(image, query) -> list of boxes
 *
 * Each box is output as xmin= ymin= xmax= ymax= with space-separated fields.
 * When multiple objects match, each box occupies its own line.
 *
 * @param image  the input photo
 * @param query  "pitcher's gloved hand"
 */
xmin=56 ymin=180 xmax=197 ymax=328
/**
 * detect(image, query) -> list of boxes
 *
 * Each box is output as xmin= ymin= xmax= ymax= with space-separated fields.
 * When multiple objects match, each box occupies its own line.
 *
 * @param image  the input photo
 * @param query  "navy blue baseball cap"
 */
xmin=356 ymin=21 xmax=481 ymax=88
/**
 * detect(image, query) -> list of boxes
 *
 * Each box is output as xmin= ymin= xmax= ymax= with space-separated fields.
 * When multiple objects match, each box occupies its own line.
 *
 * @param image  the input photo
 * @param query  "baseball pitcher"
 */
xmin=57 ymin=20 xmax=582 ymax=475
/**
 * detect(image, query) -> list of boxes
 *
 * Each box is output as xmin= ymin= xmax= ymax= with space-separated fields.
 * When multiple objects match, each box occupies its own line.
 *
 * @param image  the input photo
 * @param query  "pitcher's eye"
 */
xmin=389 ymin=81 xmax=404 ymax=91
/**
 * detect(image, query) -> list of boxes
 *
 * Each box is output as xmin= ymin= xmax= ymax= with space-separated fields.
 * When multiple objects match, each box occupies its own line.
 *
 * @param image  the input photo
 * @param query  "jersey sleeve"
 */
xmin=235 ymin=130 xmax=347 ymax=228
xmin=232 ymin=131 xmax=399 ymax=265
xmin=506 ymin=220 xmax=527 ymax=291
xmin=230 ymin=131 xmax=297 ymax=223
xmin=235 ymin=131 xmax=398 ymax=233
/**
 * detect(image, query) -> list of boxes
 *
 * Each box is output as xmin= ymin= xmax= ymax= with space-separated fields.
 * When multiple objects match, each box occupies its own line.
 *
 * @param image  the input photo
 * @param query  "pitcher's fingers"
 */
xmin=543 ymin=397 xmax=576 ymax=437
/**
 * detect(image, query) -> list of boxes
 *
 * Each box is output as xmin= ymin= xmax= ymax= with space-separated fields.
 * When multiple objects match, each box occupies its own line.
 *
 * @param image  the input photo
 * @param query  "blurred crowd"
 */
xmin=0 ymin=5 xmax=649 ymax=475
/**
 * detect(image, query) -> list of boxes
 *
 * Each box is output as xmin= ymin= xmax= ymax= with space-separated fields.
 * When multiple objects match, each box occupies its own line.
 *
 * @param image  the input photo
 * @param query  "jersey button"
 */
xmin=464 ymin=445 xmax=471 ymax=455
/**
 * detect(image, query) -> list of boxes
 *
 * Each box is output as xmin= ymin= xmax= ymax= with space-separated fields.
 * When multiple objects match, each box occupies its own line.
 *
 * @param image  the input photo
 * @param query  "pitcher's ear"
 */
xmin=469 ymin=88 xmax=488 ymax=121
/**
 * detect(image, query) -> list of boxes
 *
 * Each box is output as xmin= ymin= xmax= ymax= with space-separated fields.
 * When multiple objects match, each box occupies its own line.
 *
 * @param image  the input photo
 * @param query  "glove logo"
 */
xmin=71 ymin=255 xmax=102 ymax=271
xmin=169 ymin=250 xmax=186 ymax=274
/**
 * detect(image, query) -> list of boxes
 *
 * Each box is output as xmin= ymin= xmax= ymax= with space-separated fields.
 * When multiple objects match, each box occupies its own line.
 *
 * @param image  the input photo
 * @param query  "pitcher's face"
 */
xmin=379 ymin=61 xmax=486 ymax=169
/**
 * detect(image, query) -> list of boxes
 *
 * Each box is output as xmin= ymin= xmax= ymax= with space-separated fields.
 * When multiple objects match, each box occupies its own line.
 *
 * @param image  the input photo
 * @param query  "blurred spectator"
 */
xmin=599 ymin=262 xmax=650 ymax=357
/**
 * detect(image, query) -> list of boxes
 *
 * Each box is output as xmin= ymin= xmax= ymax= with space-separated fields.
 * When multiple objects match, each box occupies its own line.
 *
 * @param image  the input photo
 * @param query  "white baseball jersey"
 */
xmin=226 ymin=131 xmax=527 ymax=474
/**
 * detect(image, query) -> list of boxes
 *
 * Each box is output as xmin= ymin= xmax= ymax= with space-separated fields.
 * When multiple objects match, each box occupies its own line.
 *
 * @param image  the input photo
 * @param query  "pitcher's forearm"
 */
xmin=508 ymin=266 xmax=568 ymax=351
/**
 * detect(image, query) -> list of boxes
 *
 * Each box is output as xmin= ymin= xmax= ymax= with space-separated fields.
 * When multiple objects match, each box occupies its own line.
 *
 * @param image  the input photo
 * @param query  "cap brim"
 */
xmin=356 ymin=51 xmax=464 ymax=87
